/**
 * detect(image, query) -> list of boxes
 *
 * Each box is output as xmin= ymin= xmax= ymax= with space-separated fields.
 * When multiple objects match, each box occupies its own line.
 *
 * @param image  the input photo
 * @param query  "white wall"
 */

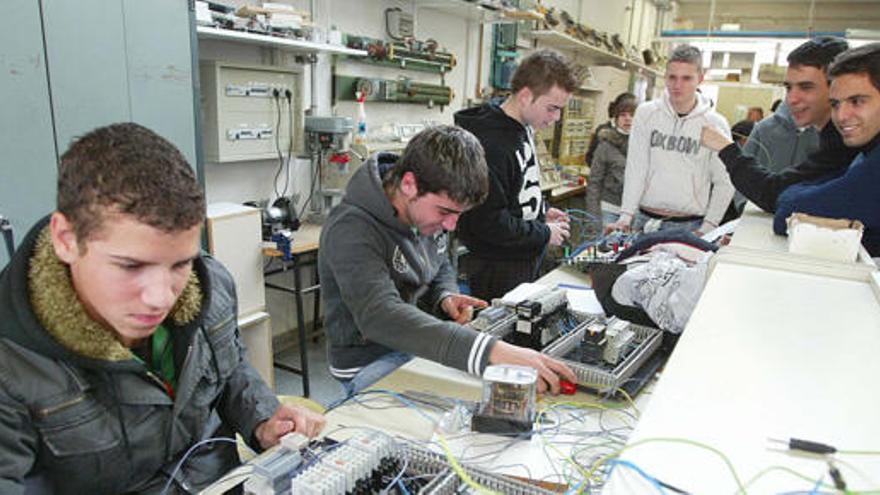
xmin=199 ymin=0 xmax=669 ymax=340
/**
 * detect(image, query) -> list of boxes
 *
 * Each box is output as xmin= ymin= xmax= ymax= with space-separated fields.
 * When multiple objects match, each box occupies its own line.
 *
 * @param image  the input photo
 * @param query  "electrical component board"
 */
xmin=200 ymin=61 xmax=303 ymax=162
xmin=235 ymin=430 xmax=556 ymax=495
xmin=558 ymin=94 xmax=596 ymax=166
xmin=512 ymin=288 xmax=572 ymax=350
xmin=469 ymin=288 xmax=588 ymax=351
xmin=542 ymin=317 xmax=663 ymax=395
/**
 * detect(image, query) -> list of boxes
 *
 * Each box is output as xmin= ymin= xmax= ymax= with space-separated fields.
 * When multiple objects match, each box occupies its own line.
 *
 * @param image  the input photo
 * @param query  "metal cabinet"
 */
xmin=0 ymin=0 xmax=198 ymax=268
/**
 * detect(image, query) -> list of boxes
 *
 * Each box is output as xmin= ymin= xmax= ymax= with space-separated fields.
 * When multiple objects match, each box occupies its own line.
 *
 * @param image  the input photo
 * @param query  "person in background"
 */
xmin=746 ymin=106 xmax=765 ymax=122
xmin=454 ymin=50 xmax=577 ymax=301
xmin=773 ymin=43 xmax=880 ymax=256
xmin=319 ymin=125 xmax=577 ymax=397
xmin=585 ymin=92 xmax=636 ymax=166
xmin=0 ymin=123 xmax=325 ymax=494
xmin=701 ymin=36 xmax=854 ymax=213
xmin=607 ymin=44 xmax=735 ymax=235
xmin=585 ymin=93 xmax=637 ymax=227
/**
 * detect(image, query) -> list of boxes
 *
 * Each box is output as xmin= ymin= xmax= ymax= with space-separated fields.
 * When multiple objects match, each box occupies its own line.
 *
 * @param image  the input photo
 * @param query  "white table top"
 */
xmin=603 ymin=261 xmax=880 ymax=493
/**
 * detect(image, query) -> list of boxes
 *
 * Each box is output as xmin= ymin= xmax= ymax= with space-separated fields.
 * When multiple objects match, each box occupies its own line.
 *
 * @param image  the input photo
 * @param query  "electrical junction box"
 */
xmin=200 ymin=61 xmax=303 ymax=162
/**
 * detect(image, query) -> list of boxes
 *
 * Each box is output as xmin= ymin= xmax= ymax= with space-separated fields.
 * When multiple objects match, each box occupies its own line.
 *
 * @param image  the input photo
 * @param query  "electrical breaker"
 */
xmin=200 ymin=61 xmax=303 ymax=162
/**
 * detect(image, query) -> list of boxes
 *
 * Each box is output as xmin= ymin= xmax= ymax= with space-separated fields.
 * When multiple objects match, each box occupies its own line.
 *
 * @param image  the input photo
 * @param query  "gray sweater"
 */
xmin=586 ymin=127 xmax=628 ymax=220
xmin=742 ymin=103 xmax=820 ymax=173
xmin=319 ymin=153 xmax=496 ymax=380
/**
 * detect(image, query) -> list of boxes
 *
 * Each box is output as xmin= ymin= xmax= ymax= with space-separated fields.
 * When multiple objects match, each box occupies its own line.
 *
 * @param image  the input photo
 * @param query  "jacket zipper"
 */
xmin=36 ymin=395 xmax=85 ymax=417
xmin=206 ymin=314 xmax=235 ymax=335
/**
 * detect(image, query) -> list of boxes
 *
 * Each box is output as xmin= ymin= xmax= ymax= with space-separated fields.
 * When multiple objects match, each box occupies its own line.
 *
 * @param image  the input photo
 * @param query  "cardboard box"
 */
xmin=787 ymin=213 xmax=864 ymax=263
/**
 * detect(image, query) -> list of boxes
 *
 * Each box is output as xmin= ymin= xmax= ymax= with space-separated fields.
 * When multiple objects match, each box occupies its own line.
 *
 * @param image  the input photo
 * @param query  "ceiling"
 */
xmin=673 ymin=0 xmax=880 ymax=34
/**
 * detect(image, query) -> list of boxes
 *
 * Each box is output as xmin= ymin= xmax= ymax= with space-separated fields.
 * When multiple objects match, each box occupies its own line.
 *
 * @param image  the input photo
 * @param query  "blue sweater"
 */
xmin=774 ymin=140 xmax=880 ymax=256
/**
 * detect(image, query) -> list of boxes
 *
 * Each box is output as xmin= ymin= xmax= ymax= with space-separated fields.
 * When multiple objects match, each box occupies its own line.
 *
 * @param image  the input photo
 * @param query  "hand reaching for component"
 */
xmin=548 ymin=221 xmax=570 ymax=246
xmin=255 ymin=404 xmax=326 ymax=449
xmin=442 ymin=294 xmax=488 ymax=324
xmin=487 ymin=341 xmax=577 ymax=395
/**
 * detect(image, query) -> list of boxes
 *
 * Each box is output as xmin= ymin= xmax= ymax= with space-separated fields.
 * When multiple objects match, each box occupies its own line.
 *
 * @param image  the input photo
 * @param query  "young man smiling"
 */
xmin=0 ymin=123 xmax=324 ymax=494
xmin=454 ymin=49 xmax=576 ymax=301
xmin=773 ymin=43 xmax=880 ymax=256
xmin=609 ymin=44 xmax=735 ymax=235
xmin=701 ymin=36 xmax=855 ymax=213
xmin=319 ymin=126 xmax=576 ymax=396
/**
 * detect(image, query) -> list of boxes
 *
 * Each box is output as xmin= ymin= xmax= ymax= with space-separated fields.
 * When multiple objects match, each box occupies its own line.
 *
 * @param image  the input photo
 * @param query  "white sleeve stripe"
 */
xmin=468 ymin=333 xmax=491 ymax=375
xmin=466 ymin=333 xmax=483 ymax=374
xmin=474 ymin=333 xmax=491 ymax=375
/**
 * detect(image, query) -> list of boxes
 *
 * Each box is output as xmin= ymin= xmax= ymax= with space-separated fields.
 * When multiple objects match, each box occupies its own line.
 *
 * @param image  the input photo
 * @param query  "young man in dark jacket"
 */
xmin=454 ymin=50 xmax=577 ymax=301
xmin=773 ymin=43 xmax=880 ymax=256
xmin=319 ymin=126 xmax=575 ymax=396
xmin=0 ymin=123 xmax=324 ymax=494
xmin=701 ymin=36 xmax=856 ymax=213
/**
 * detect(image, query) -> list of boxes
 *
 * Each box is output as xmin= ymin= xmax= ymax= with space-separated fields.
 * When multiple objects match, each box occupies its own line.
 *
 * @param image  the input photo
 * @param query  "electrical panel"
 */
xmin=200 ymin=61 xmax=303 ymax=162
xmin=237 ymin=430 xmax=556 ymax=494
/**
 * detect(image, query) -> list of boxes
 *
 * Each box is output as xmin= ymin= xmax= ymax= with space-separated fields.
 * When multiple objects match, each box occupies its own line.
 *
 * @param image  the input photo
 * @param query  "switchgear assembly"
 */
xmin=200 ymin=61 xmax=303 ymax=162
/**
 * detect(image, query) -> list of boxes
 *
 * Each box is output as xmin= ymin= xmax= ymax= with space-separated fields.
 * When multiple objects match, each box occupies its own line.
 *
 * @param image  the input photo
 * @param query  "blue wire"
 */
xmin=563 ymin=479 xmax=585 ymax=495
xmin=397 ymin=478 xmax=411 ymax=494
xmin=808 ymin=475 xmax=824 ymax=495
xmin=340 ymin=389 xmax=440 ymax=425
xmin=606 ymin=459 xmax=667 ymax=495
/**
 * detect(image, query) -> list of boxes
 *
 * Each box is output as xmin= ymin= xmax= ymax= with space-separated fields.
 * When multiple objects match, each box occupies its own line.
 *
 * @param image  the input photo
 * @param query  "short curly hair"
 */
xmin=384 ymin=125 xmax=488 ymax=208
xmin=57 ymin=122 xmax=205 ymax=244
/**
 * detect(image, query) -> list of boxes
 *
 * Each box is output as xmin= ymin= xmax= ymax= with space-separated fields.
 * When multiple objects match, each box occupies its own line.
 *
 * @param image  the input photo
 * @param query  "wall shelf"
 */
xmin=528 ymin=30 xmax=663 ymax=79
xmin=413 ymin=0 xmax=533 ymax=24
xmin=196 ymin=26 xmax=367 ymax=57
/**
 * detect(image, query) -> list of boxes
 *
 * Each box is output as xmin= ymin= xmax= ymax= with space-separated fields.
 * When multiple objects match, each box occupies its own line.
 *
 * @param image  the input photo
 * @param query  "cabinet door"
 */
xmin=0 ymin=0 xmax=57 ymax=267
xmin=41 ymin=0 xmax=130 ymax=152
xmin=42 ymin=0 xmax=197 ymax=163
xmin=123 ymin=0 xmax=197 ymax=165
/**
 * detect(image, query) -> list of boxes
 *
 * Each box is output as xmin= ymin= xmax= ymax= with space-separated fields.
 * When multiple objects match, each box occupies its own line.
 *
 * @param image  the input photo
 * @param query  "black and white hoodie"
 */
xmin=454 ymin=100 xmax=551 ymax=261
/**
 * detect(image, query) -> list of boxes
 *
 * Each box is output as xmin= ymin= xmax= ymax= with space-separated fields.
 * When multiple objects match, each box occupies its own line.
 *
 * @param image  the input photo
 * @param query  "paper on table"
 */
xmin=560 ymin=283 xmax=605 ymax=314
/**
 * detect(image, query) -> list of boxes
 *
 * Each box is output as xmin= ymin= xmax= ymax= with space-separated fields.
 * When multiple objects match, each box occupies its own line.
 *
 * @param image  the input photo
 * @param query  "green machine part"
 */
xmin=334 ymin=76 xmax=453 ymax=107
xmin=342 ymin=34 xmax=456 ymax=74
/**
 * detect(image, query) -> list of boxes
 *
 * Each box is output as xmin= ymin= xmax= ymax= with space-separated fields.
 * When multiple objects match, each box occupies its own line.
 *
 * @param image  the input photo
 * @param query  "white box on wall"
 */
xmin=206 ymin=202 xmax=265 ymax=316
xmin=200 ymin=61 xmax=304 ymax=162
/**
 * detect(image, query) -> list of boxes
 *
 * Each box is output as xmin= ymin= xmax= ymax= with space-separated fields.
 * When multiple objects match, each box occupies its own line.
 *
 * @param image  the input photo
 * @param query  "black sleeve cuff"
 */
xmin=718 ymin=142 xmax=741 ymax=165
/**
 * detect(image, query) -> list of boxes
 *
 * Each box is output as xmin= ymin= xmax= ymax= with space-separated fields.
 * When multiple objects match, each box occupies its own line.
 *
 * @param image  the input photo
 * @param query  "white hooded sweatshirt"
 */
xmin=620 ymin=89 xmax=734 ymax=229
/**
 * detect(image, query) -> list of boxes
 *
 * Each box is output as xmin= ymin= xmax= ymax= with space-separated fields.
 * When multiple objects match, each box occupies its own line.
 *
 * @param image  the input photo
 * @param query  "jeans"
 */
xmin=336 ymin=351 xmax=413 ymax=398
xmin=632 ymin=212 xmax=703 ymax=234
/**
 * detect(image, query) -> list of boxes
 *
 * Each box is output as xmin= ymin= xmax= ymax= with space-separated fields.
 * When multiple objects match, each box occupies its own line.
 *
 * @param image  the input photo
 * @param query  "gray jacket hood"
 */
xmin=343 ymin=152 xmax=412 ymax=236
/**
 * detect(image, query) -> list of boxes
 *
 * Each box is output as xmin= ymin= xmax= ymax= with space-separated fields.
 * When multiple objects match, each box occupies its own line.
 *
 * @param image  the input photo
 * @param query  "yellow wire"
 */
xmin=588 ymin=437 xmax=747 ymax=493
xmin=535 ymin=401 xmax=631 ymax=493
xmin=435 ymin=433 xmax=502 ymax=495
xmin=740 ymin=465 xmax=834 ymax=494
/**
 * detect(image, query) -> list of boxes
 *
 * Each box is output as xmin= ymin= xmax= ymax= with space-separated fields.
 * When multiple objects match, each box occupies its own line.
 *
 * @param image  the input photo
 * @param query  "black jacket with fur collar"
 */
xmin=0 ymin=216 xmax=279 ymax=494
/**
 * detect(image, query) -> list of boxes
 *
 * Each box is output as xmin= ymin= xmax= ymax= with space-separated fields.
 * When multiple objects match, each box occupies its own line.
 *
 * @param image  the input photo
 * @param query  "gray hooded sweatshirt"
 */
xmin=742 ymin=102 xmax=820 ymax=173
xmin=318 ymin=153 xmax=496 ymax=380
